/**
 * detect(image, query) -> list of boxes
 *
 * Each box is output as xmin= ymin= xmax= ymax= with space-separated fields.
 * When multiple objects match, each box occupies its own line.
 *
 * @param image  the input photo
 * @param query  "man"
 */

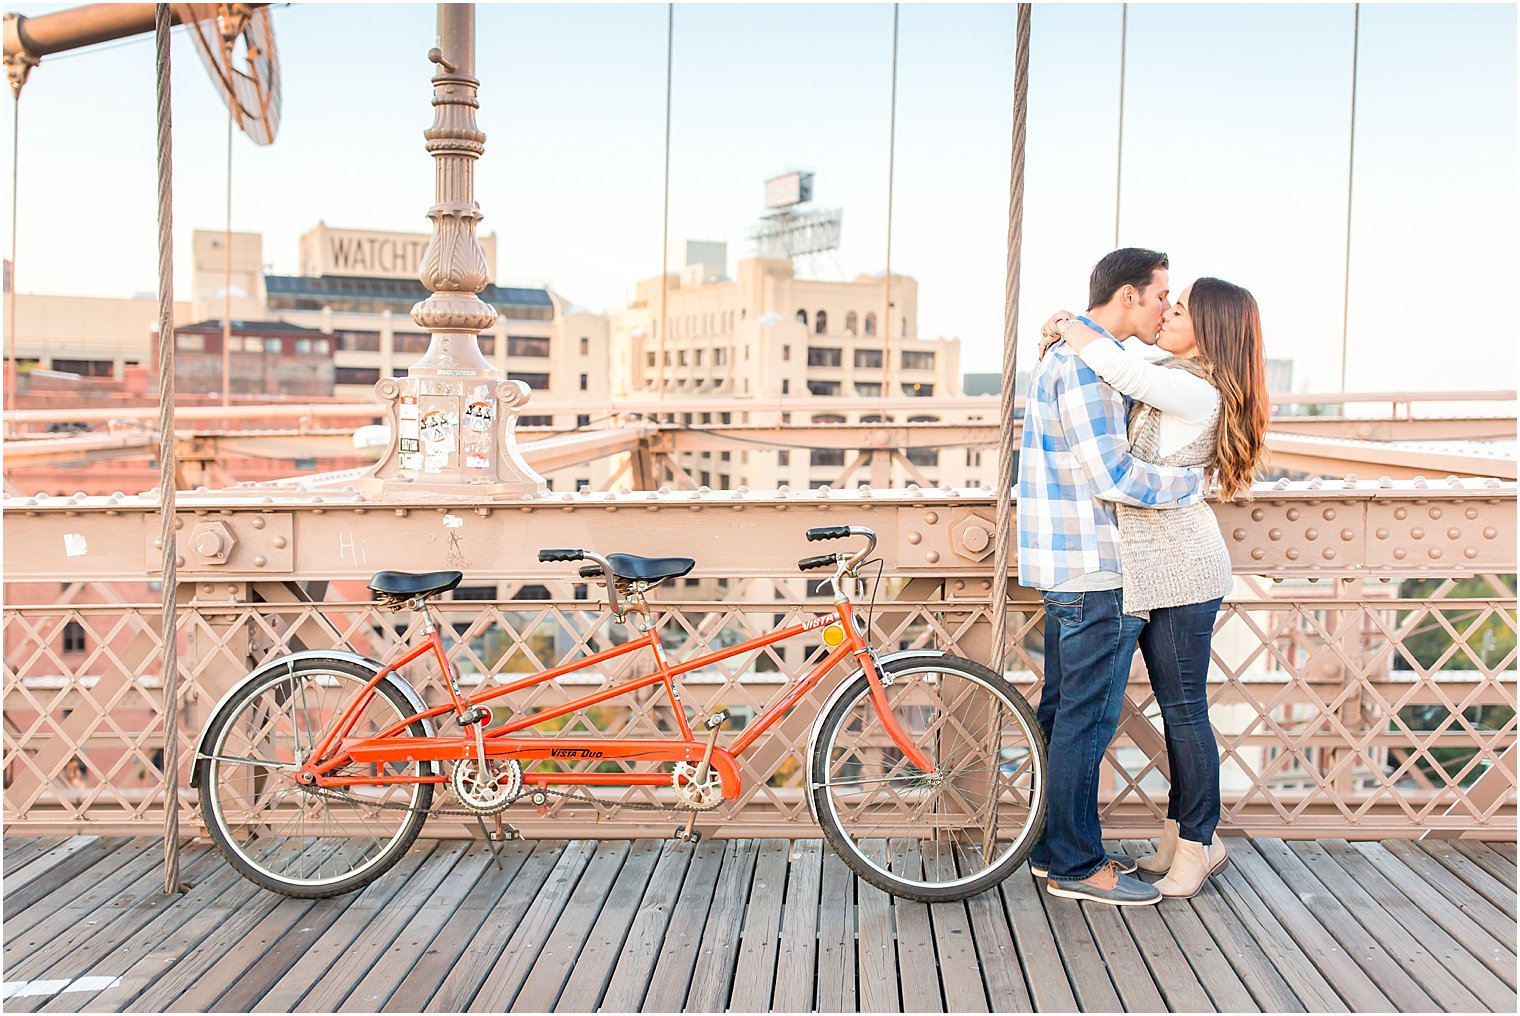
xmin=1017 ymin=248 xmax=1203 ymax=906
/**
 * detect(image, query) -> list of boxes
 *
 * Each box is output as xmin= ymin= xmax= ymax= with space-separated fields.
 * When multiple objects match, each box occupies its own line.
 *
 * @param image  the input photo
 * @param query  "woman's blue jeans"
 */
xmin=1138 ymin=597 xmax=1224 ymax=844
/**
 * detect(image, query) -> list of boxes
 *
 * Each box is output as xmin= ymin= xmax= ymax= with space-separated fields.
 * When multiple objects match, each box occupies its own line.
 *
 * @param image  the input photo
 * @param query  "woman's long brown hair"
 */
xmin=1189 ymin=278 xmax=1269 ymax=500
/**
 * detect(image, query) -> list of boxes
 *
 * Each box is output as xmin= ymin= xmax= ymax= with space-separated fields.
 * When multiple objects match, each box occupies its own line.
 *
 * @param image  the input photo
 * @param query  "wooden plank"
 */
xmin=855 ymin=840 xmax=901 ymax=1013
xmin=1193 ymin=865 xmax=1321 ymax=1012
xmin=1489 ymin=841 xmax=1516 ymax=862
xmin=335 ymin=845 xmax=497 ymax=1012
xmin=922 ymin=841 xmax=985 ymax=1013
xmin=1311 ymin=840 xmax=1516 ymax=1012
xmin=208 ymin=844 xmax=384 ymax=1014
xmin=553 ymin=839 xmax=667 ymax=1014
xmin=1346 ymin=841 xmax=1515 ymax=987
xmin=813 ymin=845 xmax=857 ymax=1013
xmin=248 ymin=841 xmax=440 ymax=1013
xmin=767 ymin=839 xmax=823 ymax=1015
xmin=599 ymin=839 xmax=708 ymax=1014
xmin=621 ymin=837 xmax=725 ymax=1013
xmin=378 ymin=839 xmax=543 ymax=1013
xmin=2 ymin=837 xmax=66 ymax=873
xmin=508 ymin=841 xmax=632 ymax=1013
xmin=2 ymin=845 xmax=223 ymax=1000
xmin=1380 ymin=839 xmax=1517 ymax=948
xmin=4 ymin=836 xmax=126 ymax=915
xmin=1035 ymin=870 xmax=1123 ymax=1013
xmin=888 ymin=840 xmax=944 ymax=1014
xmin=999 ymin=864 xmax=1079 ymax=1012
xmin=1453 ymin=839 xmax=1518 ymax=891
xmin=1278 ymin=839 xmax=1485 ymax=1011
xmin=4 ymin=839 xmax=158 ymax=946
xmin=1239 ymin=838 xmax=1436 ymax=1011
xmin=1080 ymin=895 xmax=1169 ymax=1012
xmin=1222 ymin=837 xmax=1391 ymax=1011
xmin=953 ymin=844 xmax=1033 ymax=1013
xmin=1414 ymin=839 xmax=1518 ymax=917
xmin=1117 ymin=838 xmax=1246 ymax=1013
xmin=0 ymin=836 xmax=97 ymax=899
xmin=725 ymin=839 xmax=790 ymax=1014
xmin=142 ymin=894 xmax=322 ymax=1012
xmin=453 ymin=839 xmax=599 ymax=1012
xmin=27 ymin=850 xmax=254 ymax=1016
xmin=685 ymin=839 xmax=761 ymax=1014
xmin=81 ymin=840 xmax=345 ymax=1013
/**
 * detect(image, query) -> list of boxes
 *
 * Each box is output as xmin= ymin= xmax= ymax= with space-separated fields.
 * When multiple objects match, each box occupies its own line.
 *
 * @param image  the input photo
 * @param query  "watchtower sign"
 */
xmin=298 ymin=223 xmax=498 ymax=282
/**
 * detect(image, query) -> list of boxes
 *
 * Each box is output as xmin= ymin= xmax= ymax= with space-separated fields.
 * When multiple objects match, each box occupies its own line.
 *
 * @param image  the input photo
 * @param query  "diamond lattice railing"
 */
xmin=3 ymin=575 xmax=1514 ymax=837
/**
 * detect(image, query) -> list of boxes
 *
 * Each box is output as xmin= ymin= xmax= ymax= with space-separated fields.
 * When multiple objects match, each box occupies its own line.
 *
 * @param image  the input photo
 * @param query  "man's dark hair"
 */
xmin=1088 ymin=248 xmax=1168 ymax=310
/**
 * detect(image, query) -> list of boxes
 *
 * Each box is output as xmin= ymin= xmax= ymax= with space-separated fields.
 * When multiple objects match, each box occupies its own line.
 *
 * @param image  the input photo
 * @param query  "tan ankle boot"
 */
xmin=1137 ymin=819 xmax=1179 ymax=874
xmin=1156 ymin=836 xmax=1229 ymax=898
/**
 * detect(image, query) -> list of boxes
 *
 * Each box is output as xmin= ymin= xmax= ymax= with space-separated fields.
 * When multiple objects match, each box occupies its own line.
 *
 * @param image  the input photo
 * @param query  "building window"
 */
xmin=509 ymin=371 xmax=551 ymax=389
xmin=295 ymin=339 xmax=313 ymax=355
xmin=477 ymin=336 xmax=496 ymax=356
xmin=777 ymin=450 xmax=790 ymax=466
xmin=781 ymin=379 xmax=790 ymax=395
xmin=647 ymin=351 xmax=656 ymax=368
xmin=579 ymin=373 xmax=589 ymax=391
xmin=695 ymin=349 xmax=704 ymax=366
xmin=807 ymin=380 xmax=841 ymax=397
xmin=863 ymin=313 xmax=877 ymax=337
xmin=905 ymin=447 xmax=939 ymax=467
xmin=51 ymin=358 xmax=114 ymax=376
xmin=902 ymin=382 xmax=933 ymax=397
xmin=854 ymin=348 xmax=882 ymax=370
xmin=781 ymin=345 xmax=790 ymax=362
xmin=796 ymin=309 xmax=808 ymax=326
xmin=335 ymin=367 xmax=381 ymax=386
xmin=815 ymin=309 xmax=828 ymax=334
xmin=810 ymin=448 xmax=846 ymax=467
xmin=901 ymin=350 xmax=936 ymax=371
xmin=453 ymin=585 xmax=497 ymax=600
xmin=855 ymin=382 xmax=882 ymax=397
xmin=62 ymin=620 xmax=86 ymax=654
xmin=393 ymin=332 xmax=431 ymax=354
xmin=335 ymin=330 xmax=381 ymax=352
xmin=519 ymin=415 xmax=552 ymax=426
xmin=508 ymin=335 xmax=551 ymax=357
xmin=678 ymin=350 xmax=687 ymax=366
xmin=576 ymin=414 xmax=591 ymax=427
xmin=844 ymin=311 xmax=858 ymax=335
xmin=806 ymin=347 xmax=842 ymax=368
xmin=812 ymin=413 xmax=845 ymax=424
xmin=175 ymin=335 xmax=204 ymax=352
xmin=580 ymin=336 xmax=590 ymax=356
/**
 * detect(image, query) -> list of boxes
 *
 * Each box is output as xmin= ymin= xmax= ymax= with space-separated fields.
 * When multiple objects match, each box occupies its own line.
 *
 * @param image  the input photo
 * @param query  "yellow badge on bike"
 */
xmin=821 ymin=623 xmax=846 ymax=647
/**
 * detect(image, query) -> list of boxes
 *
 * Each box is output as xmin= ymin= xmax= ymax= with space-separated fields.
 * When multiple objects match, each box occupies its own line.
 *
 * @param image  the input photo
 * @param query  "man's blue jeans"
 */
xmin=1028 ymin=587 xmax=1145 ymax=881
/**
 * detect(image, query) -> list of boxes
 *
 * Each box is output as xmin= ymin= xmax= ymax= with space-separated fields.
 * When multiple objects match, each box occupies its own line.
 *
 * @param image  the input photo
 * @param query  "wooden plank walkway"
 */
xmin=2 ymin=835 xmax=1514 ymax=1013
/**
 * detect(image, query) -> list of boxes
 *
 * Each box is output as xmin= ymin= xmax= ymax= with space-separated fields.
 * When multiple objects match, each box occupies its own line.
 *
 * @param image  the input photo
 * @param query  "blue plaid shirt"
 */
xmin=1016 ymin=318 xmax=1204 ymax=590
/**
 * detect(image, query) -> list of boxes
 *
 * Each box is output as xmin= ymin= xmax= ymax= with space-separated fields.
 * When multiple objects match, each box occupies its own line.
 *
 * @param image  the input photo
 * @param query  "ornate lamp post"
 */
xmin=362 ymin=3 xmax=545 ymax=498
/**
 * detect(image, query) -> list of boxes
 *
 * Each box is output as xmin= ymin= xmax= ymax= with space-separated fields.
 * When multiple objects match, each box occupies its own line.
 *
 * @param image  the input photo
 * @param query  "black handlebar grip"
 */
xmin=806 ymin=526 xmax=852 ymax=542
xmin=799 ymin=554 xmax=837 ymax=571
xmin=538 ymin=548 xmax=584 ymax=563
xmin=578 ymin=564 xmax=602 ymax=579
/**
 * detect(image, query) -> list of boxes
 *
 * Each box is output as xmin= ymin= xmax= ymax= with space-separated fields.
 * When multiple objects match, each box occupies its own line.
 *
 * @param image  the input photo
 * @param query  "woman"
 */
xmin=1041 ymin=277 xmax=1269 ymax=897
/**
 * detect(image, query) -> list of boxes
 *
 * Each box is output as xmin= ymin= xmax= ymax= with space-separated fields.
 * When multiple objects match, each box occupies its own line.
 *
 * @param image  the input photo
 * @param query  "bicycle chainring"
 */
xmin=671 ymin=762 xmax=724 ymax=811
xmin=450 ymin=757 xmax=524 ymax=814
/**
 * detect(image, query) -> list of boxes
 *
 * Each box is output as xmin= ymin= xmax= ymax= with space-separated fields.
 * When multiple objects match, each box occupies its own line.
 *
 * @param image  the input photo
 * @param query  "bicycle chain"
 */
xmin=294 ymin=775 xmax=697 ymax=818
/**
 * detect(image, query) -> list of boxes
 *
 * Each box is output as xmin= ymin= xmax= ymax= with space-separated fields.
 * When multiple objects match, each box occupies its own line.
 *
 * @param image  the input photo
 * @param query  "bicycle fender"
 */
xmin=189 ymin=649 xmax=437 ymax=788
xmin=802 ymin=649 xmax=947 ymax=828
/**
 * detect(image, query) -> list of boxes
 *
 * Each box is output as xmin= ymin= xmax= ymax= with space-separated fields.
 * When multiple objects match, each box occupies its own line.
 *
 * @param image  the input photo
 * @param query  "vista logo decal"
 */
xmin=549 ymin=747 xmax=604 ymax=759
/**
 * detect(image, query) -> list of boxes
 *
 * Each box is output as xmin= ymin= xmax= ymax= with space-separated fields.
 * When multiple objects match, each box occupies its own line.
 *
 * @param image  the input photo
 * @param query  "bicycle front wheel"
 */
xmin=809 ymin=653 xmax=1046 ymax=902
xmin=196 ymin=657 xmax=434 ymax=898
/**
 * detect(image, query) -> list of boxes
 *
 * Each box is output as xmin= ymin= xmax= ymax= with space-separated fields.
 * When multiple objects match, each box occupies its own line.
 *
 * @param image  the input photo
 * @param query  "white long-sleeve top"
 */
xmin=1076 ymin=341 xmax=1220 ymax=458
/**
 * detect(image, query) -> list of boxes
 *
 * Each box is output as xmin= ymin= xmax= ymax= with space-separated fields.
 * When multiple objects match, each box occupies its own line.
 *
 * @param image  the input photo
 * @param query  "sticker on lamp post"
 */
xmin=398 ymin=395 xmax=422 ymax=471
xmin=419 ymin=409 xmax=457 ymax=473
xmin=463 ymin=397 xmax=494 ymax=470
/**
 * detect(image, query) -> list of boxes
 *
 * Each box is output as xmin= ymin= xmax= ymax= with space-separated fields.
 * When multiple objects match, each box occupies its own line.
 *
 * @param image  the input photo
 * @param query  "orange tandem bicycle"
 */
xmin=193 ymin=525 xmax=1047 ymax=902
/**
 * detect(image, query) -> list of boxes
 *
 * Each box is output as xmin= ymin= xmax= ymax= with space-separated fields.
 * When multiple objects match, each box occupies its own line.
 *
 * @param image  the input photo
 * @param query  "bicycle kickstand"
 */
xmin=475 ymin=813 xmax=520 ymax=871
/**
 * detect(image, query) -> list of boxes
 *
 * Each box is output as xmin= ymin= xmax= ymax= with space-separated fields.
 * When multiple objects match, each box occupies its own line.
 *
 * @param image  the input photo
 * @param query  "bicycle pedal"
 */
xmin=671 ymin=825 xmax=702 ymax=843
xmin=704 ymin=709 xmax=730 ymax=731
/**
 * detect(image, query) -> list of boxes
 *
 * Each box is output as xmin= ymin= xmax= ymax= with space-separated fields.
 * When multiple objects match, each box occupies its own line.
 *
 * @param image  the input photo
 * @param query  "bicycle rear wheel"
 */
xmin=196 ymin=657 xmax=434 ymax=898
xmin=809 ymin=653 xmax=1046 ymax=902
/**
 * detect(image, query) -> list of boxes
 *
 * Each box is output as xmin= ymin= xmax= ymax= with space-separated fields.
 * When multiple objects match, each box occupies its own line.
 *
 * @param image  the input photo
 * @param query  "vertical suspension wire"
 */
xmin=1339 ymin=3 xmax=1360 ymax=394
xmin=1113 ymin=3 xmax=1127 ymax=248
xmin=7 ymin=93 xmax=19 ymax=425
xmin=880 ymin=3 xmax=899 ymax=398
xmin=656 ymin=2 xmax=673 ymax=396
xmin=221 ymin=103 xmax=232 ymax=407
xmin=989 ymin=4 xmax=1033 ymax=667
xmin=154 ymin=2 xmax=184 ymax=894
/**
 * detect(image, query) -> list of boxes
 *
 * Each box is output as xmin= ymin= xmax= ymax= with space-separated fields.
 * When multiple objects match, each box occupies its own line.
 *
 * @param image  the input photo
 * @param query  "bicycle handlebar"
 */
xmin=806 ymin=526 xmax=852 ymax=542
xmin=538 ymin=548 xmax=584 ymax=563
xmin=798 ymin=554 xmax=838 ymax=571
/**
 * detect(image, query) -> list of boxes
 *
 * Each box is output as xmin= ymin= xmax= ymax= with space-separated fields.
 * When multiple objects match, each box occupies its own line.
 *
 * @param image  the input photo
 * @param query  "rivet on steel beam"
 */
xmin=175 ymin=555 xmax=186 ymax=567
xmin=1465 ymin=507 xmax=1478 ymax=519
xmin=657 ymin=486 xmax=670 ymax=495
xmin=73 ymin=490 xmax=88 ymax=500
xmin=1343 ymin=474 xmax=1357 ymax=485
xmin=1446 ymin=528 xmax=1460 ymax=540
xmin=1269 ymin=529 xmax=1283 ymax=541
xmin=1413 ymin=476 xmax=1428 ymax=488
xmin=1429 ymin=547 xmax=1443 ymax=559
xmin=1393 ymin=547 xmax=1408 ymax=560
xmin=907 ymin=531 xmax=922 ymax=546
xmin=1285 ymin=548 xmax=1299 ymax=560
xmin=273 ymin=536 xmax=287 ymax=549
xmin=1429 ymin=507 xmax=1443 ymax=519
xmin=1465 ymin=547 xmax=1479 ymax=559
xmin=947 ymin=489 xmax=962 ymax=498
xmin=925 ymin=551 xmax=940 ymax=564
xmin=476 ymin=507 xmax=490 ymax=516
xmin=1486 ymin=478 xmax=1502 ymax=488
xmin=1378 ymin=476 xmax=1392 ymax=487
xmin=1322 ymin=548 xmax=1336 ymax=560
xmin=1307 ymin=575 xmax=1318 ymax=582
xmin=1233 ymin=528 xmax=1247 ymax=541
xmin=254 ymin=555 xmax=268 ymax=567
xmin=925 ymin=511 xmax=938 ymax=525
xmin=1394 ymin=507 xmax=1408 ymax=520
xmin=174 ymin=517 xmax=185 ymax=530
xmin=1342 ymin=528 xmax=1355 ymax=541
xmin=1273 ymin=478 xmax=1289 ymax=490
xmin=1447 ymin=475 xmax=1462 ymax=486
xmin=395 ymin=508 xmax=409 ymax=517
xmin=1251 ymin=508 xmax=1265 ymax=521
xmin=1323 ymin=508 xmax=1337 ymax=521
xmin=620 ymin=486 xmax=632 ymax=495
xmin=1411 ymin=527 xmax=1425 ymax=539
xmin=251 ymin=517 xmax=266 ymax=529
xmin=195 ymin=486 xmax=208 ymax=494
xmin=908 ymin=483 xmax=921 ymax=493
xmin=1308 ymin=477 xmax=1323 ymax=490
xmin=1305 ymin=528 xmax=1318 ymax=541
xmin=1286 ymin=508 xmax=1300 ymax=521
xmin=1251 ymin=548 xmax=1265 ymax=560
xmin=1484 ymin=527 xmax=1498 ymax=539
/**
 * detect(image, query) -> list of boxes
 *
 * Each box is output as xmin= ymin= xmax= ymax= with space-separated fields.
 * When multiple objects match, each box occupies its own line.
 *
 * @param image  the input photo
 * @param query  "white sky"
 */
xmin=4 ymin=2 xmax=1517 ymax=391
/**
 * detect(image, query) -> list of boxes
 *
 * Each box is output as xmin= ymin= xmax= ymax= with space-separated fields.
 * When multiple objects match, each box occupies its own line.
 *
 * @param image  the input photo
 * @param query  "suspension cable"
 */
xmin=656 ymin=3 xmax=673 ymax=396
xmin=1339 ymin=3 xmax=1360 ymax=393
xmin=154 ymin=2 xmax=185 ymax=894
xmin=881 ymin=3 xmax=899 ymax=399
xmin=7 ymin=92 xmax=18 ymax=426
xmin=222 ymin=102 xmax=232 ymax=407
xmin=989 ymin=4 xmax=1032 ymax=669
xmin=1113 ymin=3 xmax=1127 ymax=247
